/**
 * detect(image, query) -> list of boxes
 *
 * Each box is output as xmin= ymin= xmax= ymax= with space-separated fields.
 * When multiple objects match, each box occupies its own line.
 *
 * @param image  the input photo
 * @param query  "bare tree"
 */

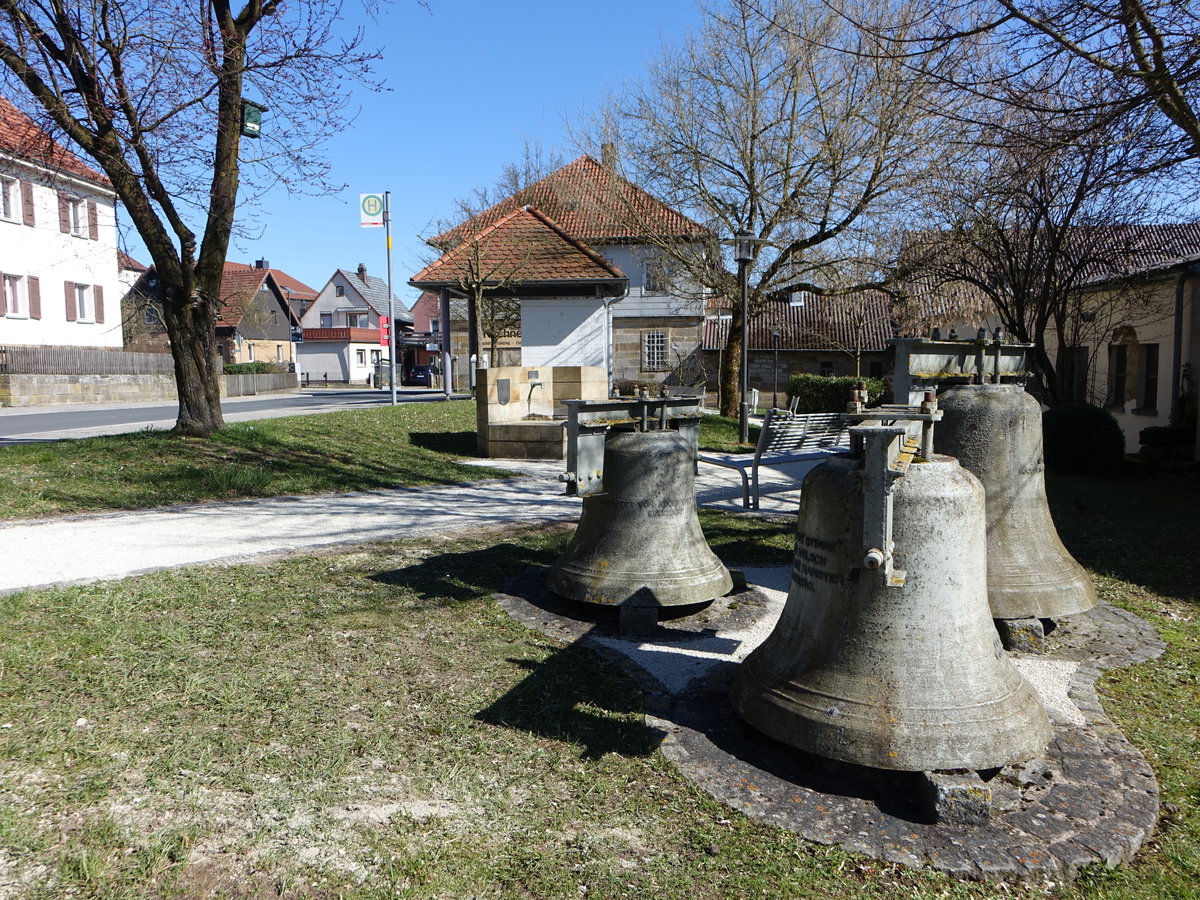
xmin=903 ymin=108 xmax=1170 ymax=404
xmin=423 ymin=140 xmax=565 ymax=366
xmin=0 ymin=1 xmax=381 ymax=434
xmin=578 ymin=0 xmax=962 ymax=416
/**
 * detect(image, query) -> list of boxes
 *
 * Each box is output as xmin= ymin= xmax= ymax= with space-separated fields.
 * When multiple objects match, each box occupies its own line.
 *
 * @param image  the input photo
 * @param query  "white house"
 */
xmin=0 ymin=97 xmax=123 ymax=349
xmin=414 ymin=153 xmax=710 ymax=392
xmin=298 ymin=264 xmax=414 ymax=383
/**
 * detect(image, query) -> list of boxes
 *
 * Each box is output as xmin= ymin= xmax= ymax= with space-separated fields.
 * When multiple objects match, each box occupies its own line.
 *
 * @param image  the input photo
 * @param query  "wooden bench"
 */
xmin=698 ymin=409 xmax=850 ymax=509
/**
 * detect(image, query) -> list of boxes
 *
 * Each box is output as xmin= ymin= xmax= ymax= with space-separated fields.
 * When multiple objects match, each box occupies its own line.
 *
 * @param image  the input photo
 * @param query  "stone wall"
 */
xmin=611 ymin=316 xmax=704 ymax=388
xmin=475 ymin=365 xmax=608 ymax=459
xmin=0 ymin=373 xmax=299 ymax=407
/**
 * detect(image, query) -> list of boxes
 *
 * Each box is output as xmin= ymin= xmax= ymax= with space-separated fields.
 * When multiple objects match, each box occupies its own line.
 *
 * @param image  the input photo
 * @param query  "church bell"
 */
xmin=548 ymin=399 xmax=732 ymax=615
xmin=935 ymin=383 xmax=1097 ymax=621
xmin=732 ymin=420 xmax=1050 ymax=772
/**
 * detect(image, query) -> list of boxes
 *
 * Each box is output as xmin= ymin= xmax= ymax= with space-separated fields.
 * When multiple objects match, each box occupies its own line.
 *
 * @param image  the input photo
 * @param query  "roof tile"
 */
xmin=430 ymin=155 xmax=706 ymax=248
xmin=0 ymin=96 xmax=111 ymax=187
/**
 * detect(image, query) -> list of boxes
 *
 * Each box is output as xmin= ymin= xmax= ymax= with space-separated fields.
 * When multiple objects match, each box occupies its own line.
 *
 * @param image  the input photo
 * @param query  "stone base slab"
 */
xmin=496 ymin=569 xmax=1165 ymax=884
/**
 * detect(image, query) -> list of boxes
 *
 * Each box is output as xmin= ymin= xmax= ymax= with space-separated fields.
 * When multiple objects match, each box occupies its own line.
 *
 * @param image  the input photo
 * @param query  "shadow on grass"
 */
xmin=476 ymin=634 xmax=667 ymax=760
xmin=407 ymin=430 xmax=478 ymax=456
xmin=1047 ymin=471 xmax=1200 ymax=603
xmin=367 ymin=541 xmax=565 ymax=606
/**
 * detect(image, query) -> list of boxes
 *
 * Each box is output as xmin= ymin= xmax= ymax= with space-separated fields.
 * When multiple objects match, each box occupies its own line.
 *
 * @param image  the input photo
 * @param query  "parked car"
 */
xmin=405 ymin=364 xmax=433 ymax=387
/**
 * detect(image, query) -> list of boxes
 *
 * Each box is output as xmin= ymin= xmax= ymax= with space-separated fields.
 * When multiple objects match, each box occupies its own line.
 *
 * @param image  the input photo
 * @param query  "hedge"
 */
xmin=786 ymin=374 xmax=887 ymax=413
xmin=223 ymin=362 xmax=291 ymax=375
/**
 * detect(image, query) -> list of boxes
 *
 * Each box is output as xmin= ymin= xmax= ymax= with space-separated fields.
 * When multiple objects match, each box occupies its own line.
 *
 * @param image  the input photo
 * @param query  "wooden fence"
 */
xmin=0 ymin=345 xmax=175 ymax=375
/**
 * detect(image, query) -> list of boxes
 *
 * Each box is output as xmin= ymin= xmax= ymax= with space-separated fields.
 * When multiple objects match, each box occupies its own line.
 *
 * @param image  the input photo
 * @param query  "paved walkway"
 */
xmin=0 ymin=457 xmax=817 ymax=594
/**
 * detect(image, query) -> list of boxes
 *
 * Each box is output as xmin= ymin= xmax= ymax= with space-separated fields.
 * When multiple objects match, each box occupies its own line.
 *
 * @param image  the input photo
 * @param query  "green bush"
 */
xmin=1042 ymin=402 xmax=1126 ymax=475
xmin=786 ymin=374 xmax=887 ymax=413
xmin=224 ymin=362 xmax=289 ymax=375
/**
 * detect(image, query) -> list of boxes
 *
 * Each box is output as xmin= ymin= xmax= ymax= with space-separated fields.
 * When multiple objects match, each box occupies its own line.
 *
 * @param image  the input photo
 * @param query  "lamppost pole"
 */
xmin=734 ymin=230 xmax=754 ymax=444
xmin=772 ymin=327 xmax=781 ymax=410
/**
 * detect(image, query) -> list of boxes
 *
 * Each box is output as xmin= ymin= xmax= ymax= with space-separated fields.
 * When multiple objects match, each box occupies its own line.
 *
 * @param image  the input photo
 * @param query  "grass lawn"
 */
xmin=0 ymin=401 xmax=517 ymax=521
xmin=0 ymin=404 xmax=753 ymax=522
xmin=0 ymin=466 xmax=1195 ymax=898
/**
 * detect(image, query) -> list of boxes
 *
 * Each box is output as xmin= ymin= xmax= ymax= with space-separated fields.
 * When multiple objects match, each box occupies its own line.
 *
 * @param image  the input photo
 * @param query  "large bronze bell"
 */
xmin=935 ymin=384 xmax=1097 ymax=621
xmin=732 ymin=424 xmax=1049 ymax=772
xmin=547 ymin=427 xmax=733 ymax=611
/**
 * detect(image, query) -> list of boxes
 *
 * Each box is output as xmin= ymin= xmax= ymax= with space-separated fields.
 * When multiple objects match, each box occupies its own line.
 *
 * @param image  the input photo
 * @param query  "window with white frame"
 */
xmin=247 ymin=343 xmax=255 ymax=362
xmin=430 ymin=317 xmax=440 ymax=335
xmin=371 ymin=349 xmax=381 ymax=365
xmin=275 ymin=344 xmax=283 ymax=361
xmin=641 ymin=331 xmax=669 ymax=372
xmin=356 ymin=349 xmax=366 ymax=365
xmin=3 ymin=274 xmax=27 ymax=317
xmin=319 ymin=312 xmax=333 ymax=328
xmin=335 ymin=285 xmax=345 ymax=297
xmin=347 ymin=312 xmax=368 ymax=328
xmin=68 ymin=197 xmax=86 ymax=236
xmin=74 ymin=283 xmax=93 ymax=322
xmin=0 ymin=177 xmax=16 ymax=222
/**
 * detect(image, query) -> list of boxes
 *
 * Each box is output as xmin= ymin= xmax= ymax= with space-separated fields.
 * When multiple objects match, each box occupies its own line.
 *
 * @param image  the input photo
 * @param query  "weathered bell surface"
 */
xmin=731 ymin=454 xmax=1050 ymax=772
xmin=935 ymin=384 xmax=1097 ymax=620
xmin=547 ymin=428 xmax=733 ymax=608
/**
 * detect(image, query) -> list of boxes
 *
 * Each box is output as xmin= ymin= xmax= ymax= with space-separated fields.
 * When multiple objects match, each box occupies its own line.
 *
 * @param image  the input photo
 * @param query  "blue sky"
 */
xmin=199 ymin=0 xmax=703 ymax=304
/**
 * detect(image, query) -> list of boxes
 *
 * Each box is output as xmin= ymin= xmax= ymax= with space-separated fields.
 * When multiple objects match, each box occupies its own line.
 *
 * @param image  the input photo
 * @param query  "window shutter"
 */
xmin=64 ymin=280 xmax=76 ymax=321
xmin=93 ymin=284 xmax=105 ymax=323
xmin=28 ymin=276 xmax=41 ymax=319
xmin=58 ymin=193 xmax=70 ymax=233
xmin=20 ymin=182 xmax=34 ymax=227
xmin=87 ymin=200 xmax=98 ymax=240
xmin=0 ymin=274 xmax=7 ymax=317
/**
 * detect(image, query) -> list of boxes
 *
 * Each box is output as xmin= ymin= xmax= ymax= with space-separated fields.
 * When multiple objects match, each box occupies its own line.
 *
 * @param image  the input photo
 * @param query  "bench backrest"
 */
xmin=755 ymin=409 xmax=847 ymax=460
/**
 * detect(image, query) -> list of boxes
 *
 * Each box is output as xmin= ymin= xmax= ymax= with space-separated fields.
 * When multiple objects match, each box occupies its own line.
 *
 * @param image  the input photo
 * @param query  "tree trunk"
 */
xmin=720 ymin=310 xmax=743 ymax=418
xmin=160 ymin=282 xmax=224 ymax=435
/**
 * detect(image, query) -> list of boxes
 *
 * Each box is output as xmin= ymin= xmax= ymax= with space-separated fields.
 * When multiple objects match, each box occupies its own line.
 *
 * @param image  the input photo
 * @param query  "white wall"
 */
xmin=0 ymin=157 xmax=122 ymax=348
xmin=520 ymin=297 xmax=606 ymax=367
xmin=297 ymin=340 xmax=385 ymax=383
xmin=301 ymin=270 xmax=382 ymax=328
xmin=602 ymin=244 xmax=705 ymax=318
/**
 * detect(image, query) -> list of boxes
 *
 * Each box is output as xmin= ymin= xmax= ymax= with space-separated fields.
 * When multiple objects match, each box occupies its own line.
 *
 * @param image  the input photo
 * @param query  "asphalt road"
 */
xmin=0 ymin=388 xmax=457 ymax=443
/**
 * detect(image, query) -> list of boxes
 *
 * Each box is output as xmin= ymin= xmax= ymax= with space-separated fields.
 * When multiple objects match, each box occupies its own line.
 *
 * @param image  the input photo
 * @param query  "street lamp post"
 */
xmin=734 ymin=230 xmax=754 ymax=444
xmin=772 ymin=327 xmax=781 ymax=410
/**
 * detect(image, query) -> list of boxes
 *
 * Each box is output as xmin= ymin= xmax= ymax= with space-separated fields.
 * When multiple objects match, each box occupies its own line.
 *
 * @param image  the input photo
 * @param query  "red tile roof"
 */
xmin=0 ymin=97 xmax=110 ymax=187
xmin=217 ymin=263 xmax=299 ymax=328
xmin=119 ymin=251 xmax=148 ymax=272
xmin=411 ymin=206 xmax=627 ymax=289
xmin=223 ymin=260 xmax=319 ymax=301
xmin=430 ymin=155 xmax=707 ymax=248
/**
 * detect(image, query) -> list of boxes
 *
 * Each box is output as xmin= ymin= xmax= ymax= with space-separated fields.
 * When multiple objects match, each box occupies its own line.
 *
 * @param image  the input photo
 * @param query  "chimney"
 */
xmin=357 ymin=263 xmax=367 ymax=282
xmin=255 ymin=259 xmax=270 ymax=269
xmin=601 ymin=142 xmax=617 ymax=169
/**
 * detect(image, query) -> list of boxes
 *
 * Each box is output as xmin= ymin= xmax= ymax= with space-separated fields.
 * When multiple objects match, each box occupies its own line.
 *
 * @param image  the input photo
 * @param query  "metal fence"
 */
xmin=0 ymin=345 xmax=175 ymax=375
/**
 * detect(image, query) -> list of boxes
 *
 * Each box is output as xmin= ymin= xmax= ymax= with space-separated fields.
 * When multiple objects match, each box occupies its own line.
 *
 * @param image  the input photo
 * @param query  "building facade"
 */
xmin=0 ymin=97 xmax=123 ymax=349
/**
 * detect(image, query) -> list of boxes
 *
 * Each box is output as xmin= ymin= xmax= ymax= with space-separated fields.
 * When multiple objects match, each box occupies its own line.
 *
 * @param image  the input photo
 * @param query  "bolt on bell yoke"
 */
xmin=548 ymin=397 xmax=733 ymax=629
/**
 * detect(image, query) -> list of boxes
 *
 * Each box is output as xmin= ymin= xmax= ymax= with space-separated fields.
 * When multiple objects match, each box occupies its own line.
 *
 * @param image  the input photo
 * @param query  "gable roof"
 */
xmin=334 ymin=268 xmax=414 ymax=324
xmin=223 ymin=260 xmax=319 ymax=303
xmin=217 ymin=263 xmax=301 ymax=329
xmin=430 ymin=155 xmax=707 ymax=248
xmin=0 ymin=96 xmax=111 ymax=188
xmin=411 ymin=205 xmax=627 ymax=291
